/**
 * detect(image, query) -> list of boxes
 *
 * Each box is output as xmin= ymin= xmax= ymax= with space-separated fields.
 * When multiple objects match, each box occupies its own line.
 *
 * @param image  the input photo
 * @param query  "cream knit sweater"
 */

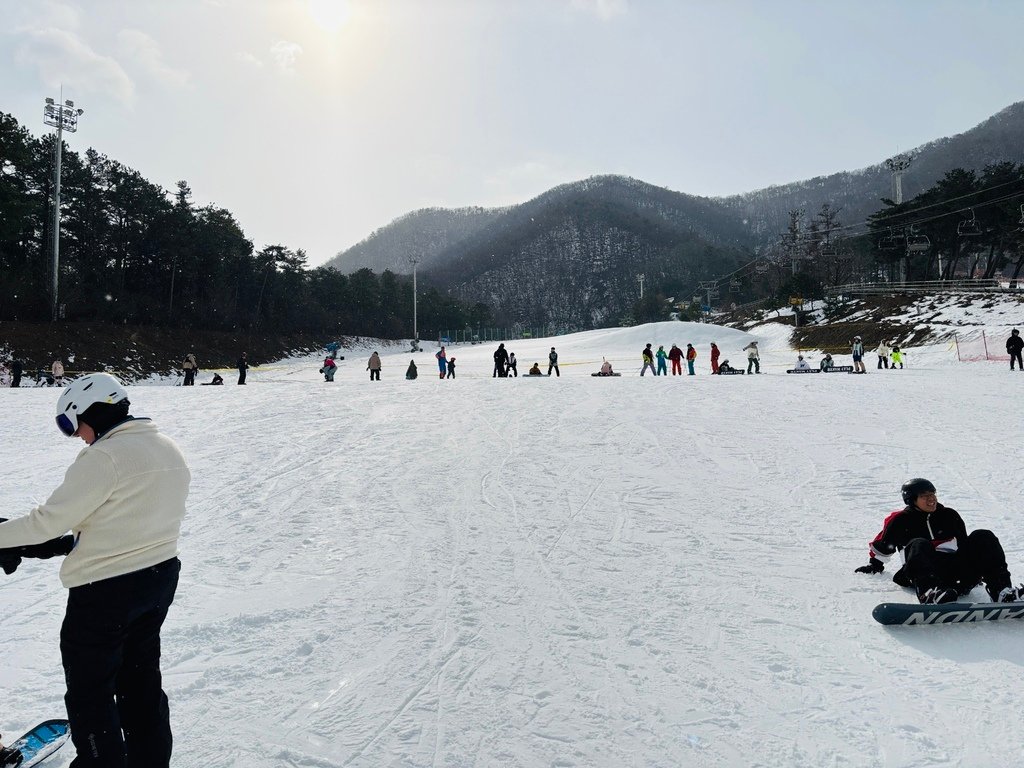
xmin=0 ymin=419 xmax=190 ymax=588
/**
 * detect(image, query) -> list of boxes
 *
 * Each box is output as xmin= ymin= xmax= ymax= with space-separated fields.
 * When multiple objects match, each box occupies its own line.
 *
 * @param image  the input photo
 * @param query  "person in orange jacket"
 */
xmin=685 ymin=343 xmax=697 ymax=375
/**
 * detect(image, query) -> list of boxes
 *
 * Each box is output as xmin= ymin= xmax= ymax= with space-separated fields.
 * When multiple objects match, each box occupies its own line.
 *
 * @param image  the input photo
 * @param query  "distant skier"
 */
xmin=447 ymin=357 xmax=456 ymax=379
xmin=891 ymin=346 xmax=904 ymax=369
xmin=10 ymin=358 xmax=22 ymax=388
xmin=668 ymin=344 xmax=683 ymax=376
xmin=685 ymin=343 xmax=697 ymax=375
xmin=493 ymin=343 xmax=509 ymax=378
xmin=52 ymin=359 xmax=65 ymax=387
xmin=237 ymin=352 xmax=249 ymax=384
xmin=182 ymin=353 xmax=198 ymax=386
xmin=850 ymin=336 xmax=865 ymax=374
xmin=1007 ymin=329 xmax=1023 ymax=371
xmin=367 ymin=351 xmax=382 ymax=381
xmin=508 ymin=351 xmax=518 ymax=377
xmin=710 ymin=342 xmax=721 ymax=374
xmin=436 ymin=346 xmax=448 ymax=379
xmin=547 ymin=347 xmax=560 ymax=377
xmin=321 ymin=356 xmax=337 ymax=382
xmin=874 ymin=340 xmax=891 ymax=369
xmin=854 ymin=478 xmax=1023 ymax=604
xmin=655 ymin=345 xmax=668 ymax=376
xmin=640 ymin=344 xmax=656 ymax=376
xmin=406 ymin=359 xmax=418 ymax=380
xmin=743 ymin=341 xmax=760 ymax=374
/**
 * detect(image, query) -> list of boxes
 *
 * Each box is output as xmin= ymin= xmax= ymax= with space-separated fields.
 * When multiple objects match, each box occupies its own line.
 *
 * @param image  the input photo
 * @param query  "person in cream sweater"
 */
xmin=0 ymin=373 xmax=190 ymax=768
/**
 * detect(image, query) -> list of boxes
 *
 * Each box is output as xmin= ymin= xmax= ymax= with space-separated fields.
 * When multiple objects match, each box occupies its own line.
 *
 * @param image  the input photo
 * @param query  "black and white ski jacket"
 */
xmin=867 ymin=503 xmax=968 ymax=563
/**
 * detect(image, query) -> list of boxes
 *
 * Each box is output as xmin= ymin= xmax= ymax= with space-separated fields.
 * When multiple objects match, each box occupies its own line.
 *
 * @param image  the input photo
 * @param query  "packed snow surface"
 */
xmin=4 ymin=321 xmax=1024 ymax=767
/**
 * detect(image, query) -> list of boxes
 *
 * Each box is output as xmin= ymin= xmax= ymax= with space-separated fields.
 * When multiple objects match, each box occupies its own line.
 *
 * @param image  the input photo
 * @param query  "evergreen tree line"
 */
xmin=0 ymin=112 xmax=486 ymax=338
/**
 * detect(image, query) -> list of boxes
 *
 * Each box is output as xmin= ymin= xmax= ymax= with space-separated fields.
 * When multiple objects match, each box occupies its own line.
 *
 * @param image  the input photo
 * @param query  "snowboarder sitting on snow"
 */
xmin=717 ymin=359 xmax=735 ymax=374
xmin=528 ymin=362 xmax=544 ymax=376
xmin=597 ymin=358 xmax=614 ymax=376
xmin=819 ymin=353 xmax=834 ymax=371
xmin=854 ymin=478 xmax=1024 ymax=604
xmin=406 ymin=360 xmax=418 ymax=380
xmin=793 ymin=354 xmax=811 ymax=371
xmin=201 ymin=373 xmax=224 ymax=385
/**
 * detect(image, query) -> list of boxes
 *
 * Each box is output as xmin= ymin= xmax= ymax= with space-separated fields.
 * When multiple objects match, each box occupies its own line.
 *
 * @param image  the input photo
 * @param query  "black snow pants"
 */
xmin=1011 ymin=351 xmax=1023 ymax=370
xmin=63 ymin=558 xmax=180 ymax=768
xmin=903 ymin=530 xmax=1011 ymax=601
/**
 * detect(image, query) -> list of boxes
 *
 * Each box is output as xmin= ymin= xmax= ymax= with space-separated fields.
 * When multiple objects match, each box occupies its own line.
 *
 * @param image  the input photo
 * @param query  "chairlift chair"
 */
xmin=906 ymin=226 xmax=931 ymax=253
xmin=878 ymin=229 xmax=900 ymax=251
xmin=957 ymin=208 xmax=981 ymax=237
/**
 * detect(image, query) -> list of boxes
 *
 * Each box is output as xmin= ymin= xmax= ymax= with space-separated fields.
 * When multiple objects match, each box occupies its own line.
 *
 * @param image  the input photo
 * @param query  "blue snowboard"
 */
xmin=873 ymin=601 xmax=1024 ymax=626
xmin=5 ymin=720 xmax=70 ymax=767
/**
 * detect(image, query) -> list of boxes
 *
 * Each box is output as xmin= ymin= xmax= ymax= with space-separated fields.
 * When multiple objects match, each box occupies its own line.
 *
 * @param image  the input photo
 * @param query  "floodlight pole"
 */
xmin=886 ymin=154 xmax=913 ymax=282
xmin=43 ymin=94 xmax=84 ymax=321
xmin=637 ymin=273 xmax=645 ymax=299
xmin=410 ymin=256 xmax=420 ymax=349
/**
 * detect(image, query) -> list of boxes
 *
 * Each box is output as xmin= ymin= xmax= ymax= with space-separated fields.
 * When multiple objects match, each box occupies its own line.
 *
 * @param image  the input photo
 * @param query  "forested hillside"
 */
xmin=0 ymin=112 xmax=480 ymax=340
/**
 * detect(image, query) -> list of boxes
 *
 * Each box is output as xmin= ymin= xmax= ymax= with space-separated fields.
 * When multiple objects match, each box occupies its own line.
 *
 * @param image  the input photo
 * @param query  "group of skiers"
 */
xmin=848 ymin=336 xmax=905 ymax=373
xmin=181 ymin=352 xmax=248 ymax=385
xmin=1 ymin=358 xmax=66 ymax=388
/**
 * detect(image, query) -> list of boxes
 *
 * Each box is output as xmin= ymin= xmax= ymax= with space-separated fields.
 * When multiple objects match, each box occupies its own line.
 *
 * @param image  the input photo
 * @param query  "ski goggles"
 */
xmin=55 ymin=412 xmax=78 ymax=437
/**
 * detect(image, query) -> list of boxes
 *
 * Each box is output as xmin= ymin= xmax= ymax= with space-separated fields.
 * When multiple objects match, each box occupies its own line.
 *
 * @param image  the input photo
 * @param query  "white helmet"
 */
xmin=55 ymin=373 xmax=129 ymax=437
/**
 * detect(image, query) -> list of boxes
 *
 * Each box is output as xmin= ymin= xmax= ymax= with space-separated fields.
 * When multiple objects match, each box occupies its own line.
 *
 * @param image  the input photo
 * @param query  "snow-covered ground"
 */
xmin=4 ymin=320 xmax=1024 ymax=767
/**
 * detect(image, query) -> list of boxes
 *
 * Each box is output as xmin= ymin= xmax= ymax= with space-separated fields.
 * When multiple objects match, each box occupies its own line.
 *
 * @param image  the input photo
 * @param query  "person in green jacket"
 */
xmin=655 ymin=345 xmax=668 ymax=376
xmin=891 ymin=346 xmax=904 ymax=369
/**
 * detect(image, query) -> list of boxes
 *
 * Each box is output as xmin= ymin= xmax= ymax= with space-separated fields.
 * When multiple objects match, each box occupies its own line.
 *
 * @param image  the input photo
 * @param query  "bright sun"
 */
xmin=306 ymin=0 xmax=350 ymax=32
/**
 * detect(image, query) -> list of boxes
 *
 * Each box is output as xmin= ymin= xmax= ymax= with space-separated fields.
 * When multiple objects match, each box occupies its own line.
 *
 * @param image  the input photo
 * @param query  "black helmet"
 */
xmin=902 ymin=478 xmax=936 ymax=506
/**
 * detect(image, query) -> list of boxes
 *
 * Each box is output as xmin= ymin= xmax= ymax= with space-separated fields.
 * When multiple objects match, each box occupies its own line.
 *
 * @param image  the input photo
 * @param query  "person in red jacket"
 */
xmin=710 ymin=342 xmax=720 ymax=374
xmin=854 ymin=477 xmax=1023 ymax=604
xmin=667 ymin=344 xmax=683 ymax=375
xmin=685 ymin=343 xmax=697 ymax=375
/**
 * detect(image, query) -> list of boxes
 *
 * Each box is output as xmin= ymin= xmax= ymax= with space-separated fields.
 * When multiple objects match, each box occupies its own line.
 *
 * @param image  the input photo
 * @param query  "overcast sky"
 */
xmin=2 ymin=0 xmax=1023 ymax=267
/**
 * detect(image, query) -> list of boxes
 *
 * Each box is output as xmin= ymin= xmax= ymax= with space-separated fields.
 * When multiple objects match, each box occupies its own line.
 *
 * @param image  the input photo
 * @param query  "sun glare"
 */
xmin=306 ymin=0 xmax=351 ymax=32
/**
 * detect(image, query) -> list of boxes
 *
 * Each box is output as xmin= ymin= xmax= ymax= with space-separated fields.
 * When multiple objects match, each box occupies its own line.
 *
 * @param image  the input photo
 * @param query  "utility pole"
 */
xmin=409 ymin=255 xmax=420 ymax=351
xmin=43 ymin=93 xmax=84 ymax=322
xmin=637 ymin=273 xmax=645 ymax=299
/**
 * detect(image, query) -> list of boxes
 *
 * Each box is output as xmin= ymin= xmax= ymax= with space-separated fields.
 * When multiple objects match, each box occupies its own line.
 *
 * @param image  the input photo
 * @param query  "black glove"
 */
xmin=17 ymin=535 xmax=74 ymax=560
xmin=855 ymin=557 xmax=885 ymax=574
xmin=0 ymin=551 xmax=21 ymax=576
xmin=0 ymin=742 xmax=24 ymax=767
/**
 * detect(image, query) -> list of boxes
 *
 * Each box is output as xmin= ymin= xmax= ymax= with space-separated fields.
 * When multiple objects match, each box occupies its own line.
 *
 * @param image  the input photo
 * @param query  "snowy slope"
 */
xmin=3 ymin=322 xmax=1024 ymax=767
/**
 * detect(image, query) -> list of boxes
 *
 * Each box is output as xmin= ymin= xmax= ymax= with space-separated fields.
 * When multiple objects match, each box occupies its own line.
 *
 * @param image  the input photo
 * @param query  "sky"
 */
xmin=2 ymin=0 xmax=1024 ymax=267
xmin=5 ymin=307 xmax=1024 ymax=765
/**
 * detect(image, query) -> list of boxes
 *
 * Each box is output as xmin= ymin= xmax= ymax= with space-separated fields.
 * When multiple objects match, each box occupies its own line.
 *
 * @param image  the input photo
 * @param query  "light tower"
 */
xmin=43 ymin=94 xmax=84 ymax=321
xmin=637 ymin=273 xmax=645 ymax=299
xmin=409 ymin=255 xmax=421 ymax=351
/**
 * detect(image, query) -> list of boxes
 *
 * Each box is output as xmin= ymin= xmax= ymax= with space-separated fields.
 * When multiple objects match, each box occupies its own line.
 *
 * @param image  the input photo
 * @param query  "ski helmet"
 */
xmin=901 ymin=477 xmax=936 ymax=506
xmin=55 ymin=373 xmax=129 ymax=437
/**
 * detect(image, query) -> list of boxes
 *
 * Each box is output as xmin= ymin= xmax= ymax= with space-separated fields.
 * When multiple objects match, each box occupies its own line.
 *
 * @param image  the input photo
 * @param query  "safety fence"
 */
xmin=437 ymin=326 xmax=564 ymax=345
xmin=952 ymin=331 xmax=1012 ymax=363
xmin=824 ymin=279 xmax=1018 ymax=297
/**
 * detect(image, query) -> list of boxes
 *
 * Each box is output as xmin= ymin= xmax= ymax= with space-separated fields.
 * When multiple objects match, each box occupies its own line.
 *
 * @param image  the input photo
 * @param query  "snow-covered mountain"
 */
xmin=4 ymin=317 xmax=1024 ymax=766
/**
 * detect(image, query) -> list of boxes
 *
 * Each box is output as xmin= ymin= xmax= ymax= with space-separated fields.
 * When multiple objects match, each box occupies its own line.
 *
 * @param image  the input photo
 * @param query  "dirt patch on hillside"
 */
xmin=0 ymin=321 xmax=327 ymax=381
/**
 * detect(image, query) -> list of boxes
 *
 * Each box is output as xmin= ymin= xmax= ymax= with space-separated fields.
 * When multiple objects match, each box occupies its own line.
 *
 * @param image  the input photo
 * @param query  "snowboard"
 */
xmin=717 ymin=370 xmax=745 ymax=375
xmin=822 ymin=366 xmax=854 ymax=373
xmin=873 ymin=601 xmax=1024 ymax=626
xmin=786 ymin=368 xmax=819 ymax=374
xmin=590 ymin=372 xmax=621 ymax=377
xmin=4 ymin=720 xmax=70 ymax=767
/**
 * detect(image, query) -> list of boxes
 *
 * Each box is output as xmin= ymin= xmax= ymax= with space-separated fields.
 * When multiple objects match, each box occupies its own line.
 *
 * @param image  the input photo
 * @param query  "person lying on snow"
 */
xmin=854 ymin=477 xmax=1024 ymax=604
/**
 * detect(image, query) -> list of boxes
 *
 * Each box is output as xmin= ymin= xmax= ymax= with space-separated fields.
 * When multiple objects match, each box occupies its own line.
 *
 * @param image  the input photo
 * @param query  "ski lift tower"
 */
xmin=886 ymin=153 xmax=913 ymax=281
xmin=43 ymin=93 xmax=84 ymax=322
xmin=637 ymin=273 xmax=645 ymax=299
